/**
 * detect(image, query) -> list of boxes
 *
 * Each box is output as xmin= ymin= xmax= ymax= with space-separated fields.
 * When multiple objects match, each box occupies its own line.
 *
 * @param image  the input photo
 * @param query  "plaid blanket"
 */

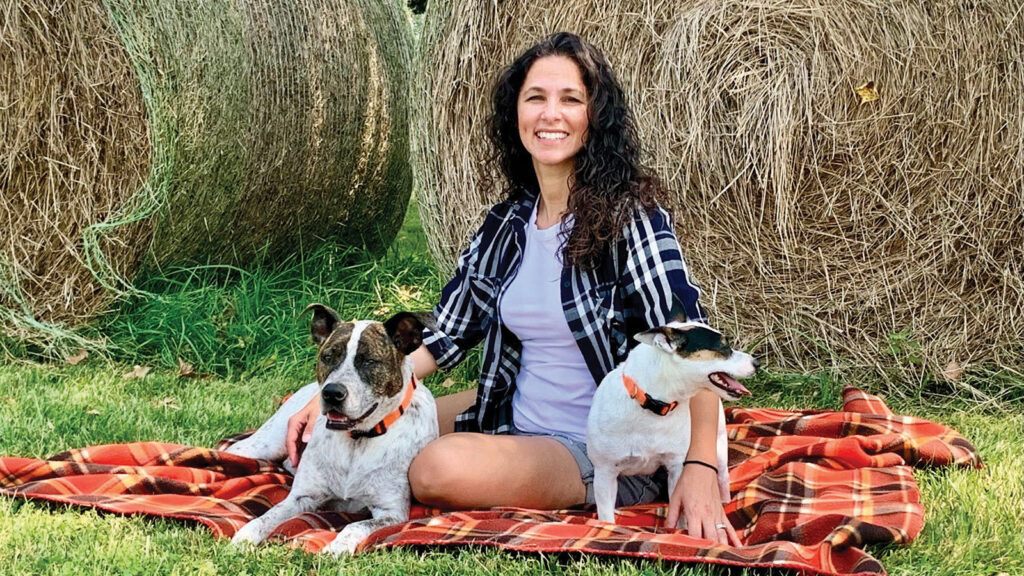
xmin=0 ymin=387 xmax=980 ymax=576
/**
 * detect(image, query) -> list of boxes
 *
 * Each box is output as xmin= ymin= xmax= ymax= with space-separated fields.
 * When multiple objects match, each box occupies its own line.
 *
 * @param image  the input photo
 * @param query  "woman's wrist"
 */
xmin=683 ymin=459 xmax=718 ymax=474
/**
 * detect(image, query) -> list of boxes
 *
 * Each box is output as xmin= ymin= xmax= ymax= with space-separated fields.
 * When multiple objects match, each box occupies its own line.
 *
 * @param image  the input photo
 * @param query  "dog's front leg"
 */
xmin=324 ymin=515 xmax=401 ymax=556
xmin=664 ymin=459 xmax=685 ymax=529
xmin=592 ymin=464 xmax=620 ymax=524
xmin=323 ymin=487 xmax=410 ymax=555
xmin=231 ymin=489 xmax=327 ymax=547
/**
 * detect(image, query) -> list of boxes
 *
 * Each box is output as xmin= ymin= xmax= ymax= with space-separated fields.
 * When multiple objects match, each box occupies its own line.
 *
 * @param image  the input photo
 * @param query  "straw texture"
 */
xmin=1 ymin=0 xmax=413 ymax=355
xmin=413 ymin=0 xmax=1024 ymax=381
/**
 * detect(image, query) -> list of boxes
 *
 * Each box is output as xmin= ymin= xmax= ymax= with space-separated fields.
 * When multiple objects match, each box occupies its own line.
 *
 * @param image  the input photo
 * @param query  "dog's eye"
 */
xmin=320 ymin=351 xmax=335 ymax=364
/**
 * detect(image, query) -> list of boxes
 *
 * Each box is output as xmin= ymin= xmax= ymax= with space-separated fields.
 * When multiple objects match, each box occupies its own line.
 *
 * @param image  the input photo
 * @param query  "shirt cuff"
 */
xmin=421 ymin=326 xmax=465 ymax=370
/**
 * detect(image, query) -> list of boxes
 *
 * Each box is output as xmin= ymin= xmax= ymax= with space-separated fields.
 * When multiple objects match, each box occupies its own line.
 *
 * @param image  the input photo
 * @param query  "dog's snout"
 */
xmin=752 ymin=357 xmax=761 ymax=371
xmin=322 ymin=383 xmax=348 ymax=405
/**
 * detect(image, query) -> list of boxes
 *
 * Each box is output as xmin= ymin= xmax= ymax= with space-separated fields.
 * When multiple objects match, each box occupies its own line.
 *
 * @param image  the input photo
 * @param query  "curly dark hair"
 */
xmin=488 ymin=32 xmax=665 ymax=270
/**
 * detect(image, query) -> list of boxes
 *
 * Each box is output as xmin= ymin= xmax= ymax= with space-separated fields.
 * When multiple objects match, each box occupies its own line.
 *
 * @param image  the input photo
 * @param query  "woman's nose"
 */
xmin=540 ymin=100 xmax=559 ymax=120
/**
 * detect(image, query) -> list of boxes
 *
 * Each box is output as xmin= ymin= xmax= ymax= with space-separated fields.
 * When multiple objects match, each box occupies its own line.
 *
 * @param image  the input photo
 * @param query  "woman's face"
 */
xmin=517 ymin=55 xmax=589 ymax=175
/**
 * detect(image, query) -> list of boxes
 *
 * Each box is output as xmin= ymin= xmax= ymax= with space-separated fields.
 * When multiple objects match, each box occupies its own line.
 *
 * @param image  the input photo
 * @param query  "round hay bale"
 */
xmin=1 ymin=0 xmax=413 ymax=354
xmin=413 ymin=0 xmax=1024 ymax=380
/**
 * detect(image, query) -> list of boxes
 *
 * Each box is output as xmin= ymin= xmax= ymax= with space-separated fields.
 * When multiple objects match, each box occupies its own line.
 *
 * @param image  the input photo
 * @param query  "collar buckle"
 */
xmin=622 ymin=374 xmax=679 ymax=416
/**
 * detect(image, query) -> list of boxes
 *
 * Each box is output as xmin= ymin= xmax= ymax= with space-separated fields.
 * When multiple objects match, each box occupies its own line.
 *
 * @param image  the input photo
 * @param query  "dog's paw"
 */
xmin=323 ymin=527 xmax=367 ymax=556
xmin=230 ymin=521 xmax=265 ymax=548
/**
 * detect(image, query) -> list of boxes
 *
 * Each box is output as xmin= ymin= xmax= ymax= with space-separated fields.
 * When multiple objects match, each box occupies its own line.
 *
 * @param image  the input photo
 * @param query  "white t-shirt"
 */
xmin=500 ymin=205 xmax=596 ymax=443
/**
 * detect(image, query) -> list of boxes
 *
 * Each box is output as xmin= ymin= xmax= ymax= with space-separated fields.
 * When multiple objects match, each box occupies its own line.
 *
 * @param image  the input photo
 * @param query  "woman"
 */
xmin=287 ymin=32 xmax=740 ymax=547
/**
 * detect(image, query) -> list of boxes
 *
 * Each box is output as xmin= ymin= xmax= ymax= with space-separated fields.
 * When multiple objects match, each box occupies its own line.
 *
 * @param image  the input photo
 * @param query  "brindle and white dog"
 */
xmin=227 ymin=304 xmax=438 ymax=554
xmin=586 ymin=308 xmax=758 ymax=525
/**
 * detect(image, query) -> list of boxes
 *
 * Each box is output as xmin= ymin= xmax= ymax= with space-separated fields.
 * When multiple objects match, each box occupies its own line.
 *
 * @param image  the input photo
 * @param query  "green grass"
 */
xmin=82 ymin=196 xmax=480 ymax=390
xmin=1 ymin=201 xmax=1021 ymax=575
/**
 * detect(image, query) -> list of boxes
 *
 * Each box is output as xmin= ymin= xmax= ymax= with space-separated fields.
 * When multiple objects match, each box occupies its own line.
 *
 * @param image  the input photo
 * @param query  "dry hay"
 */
xmin=1 ymin=0 xmax=413 ymax=355
xmin=413 ymin=0 xmax=1024 ymax=382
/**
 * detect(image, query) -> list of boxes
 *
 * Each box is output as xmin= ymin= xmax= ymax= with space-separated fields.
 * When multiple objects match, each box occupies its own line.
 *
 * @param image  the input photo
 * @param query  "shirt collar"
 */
xmin=508 ymin=188 xmax=539 ymax=227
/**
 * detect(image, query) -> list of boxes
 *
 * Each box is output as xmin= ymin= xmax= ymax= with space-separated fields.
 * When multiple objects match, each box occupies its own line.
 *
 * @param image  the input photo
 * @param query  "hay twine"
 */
xmin=1 ymin=0 xmax=413 ymax=358
xmin=413 ymin=0 xmax=1024 ymax=384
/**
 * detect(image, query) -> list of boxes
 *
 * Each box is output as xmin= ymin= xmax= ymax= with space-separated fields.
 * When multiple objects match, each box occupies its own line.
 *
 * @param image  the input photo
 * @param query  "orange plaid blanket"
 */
xmin=0 ymin=387 xmax=980 ymax=576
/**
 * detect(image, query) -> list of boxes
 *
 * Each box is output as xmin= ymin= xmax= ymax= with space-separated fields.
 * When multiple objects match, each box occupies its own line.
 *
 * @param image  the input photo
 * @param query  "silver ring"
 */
xmin=715 ymin=523 xmax=728 ymax=530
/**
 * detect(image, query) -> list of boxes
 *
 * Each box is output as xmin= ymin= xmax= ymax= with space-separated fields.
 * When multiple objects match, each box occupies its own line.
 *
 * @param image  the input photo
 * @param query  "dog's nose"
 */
xmin=752 ymin=357 xmax=761 ymax=371
xmin=322 ymin=383 xmax=348 ymax=405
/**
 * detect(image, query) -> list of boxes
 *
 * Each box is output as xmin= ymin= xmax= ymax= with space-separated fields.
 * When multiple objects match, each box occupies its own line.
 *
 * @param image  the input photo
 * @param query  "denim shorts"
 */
xmin=510 ymin=425 xmax=665 ymax=506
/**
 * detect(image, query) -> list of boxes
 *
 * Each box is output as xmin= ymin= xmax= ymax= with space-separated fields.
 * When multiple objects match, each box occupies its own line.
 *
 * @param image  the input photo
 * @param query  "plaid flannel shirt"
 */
xmin=422 ymin=191 xmax=706 ymax=434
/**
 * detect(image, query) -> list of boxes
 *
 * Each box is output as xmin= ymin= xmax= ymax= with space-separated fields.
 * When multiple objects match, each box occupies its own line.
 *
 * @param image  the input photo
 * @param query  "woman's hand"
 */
xmin=286 ymin=394 xmax=321 ymax=468
xmin=665 ymin=462 xmax=741 ymax=546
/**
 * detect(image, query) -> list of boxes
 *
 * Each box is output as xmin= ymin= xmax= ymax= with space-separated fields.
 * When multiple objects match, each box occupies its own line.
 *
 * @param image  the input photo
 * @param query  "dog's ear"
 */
xmin=634 ymin=327 xmax=681 ymax=354
xmin=303 ymin=303 xmax=341 ymax=346
xmin=667 ymin=293 xmax=689 ymax=324
xmin=383 ymin=311 xmax=434 ymax=355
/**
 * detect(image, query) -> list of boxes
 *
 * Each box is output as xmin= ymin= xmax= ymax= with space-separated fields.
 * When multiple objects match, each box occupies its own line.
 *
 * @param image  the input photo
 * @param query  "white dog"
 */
xmin=226 ymin=305 xmax=438 ymax=554
xmin=586 ymin=317 xmax=757 ymax=524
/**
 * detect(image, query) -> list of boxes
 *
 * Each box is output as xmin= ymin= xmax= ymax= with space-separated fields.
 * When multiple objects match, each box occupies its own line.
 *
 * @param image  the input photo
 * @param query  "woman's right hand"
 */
xmin=286 ymin=393 xmax=321 ymax=468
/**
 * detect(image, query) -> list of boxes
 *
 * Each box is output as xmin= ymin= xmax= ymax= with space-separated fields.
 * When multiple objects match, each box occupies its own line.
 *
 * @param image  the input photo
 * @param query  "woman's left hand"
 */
xmin=665 ymin=463 xmax=741 ymax=547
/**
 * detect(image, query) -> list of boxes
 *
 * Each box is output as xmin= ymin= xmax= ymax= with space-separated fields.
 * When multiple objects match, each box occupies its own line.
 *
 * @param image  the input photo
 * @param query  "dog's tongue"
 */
xmin=713 ymin=372 xmax=751 ymax=396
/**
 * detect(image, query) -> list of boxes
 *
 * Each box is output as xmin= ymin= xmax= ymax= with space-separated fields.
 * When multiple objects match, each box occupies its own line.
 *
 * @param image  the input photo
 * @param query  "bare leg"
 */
xmin=408 ymin=432 xmax=586 ymax=509
xmin=434 ymin=389 xmax=476 ymax=437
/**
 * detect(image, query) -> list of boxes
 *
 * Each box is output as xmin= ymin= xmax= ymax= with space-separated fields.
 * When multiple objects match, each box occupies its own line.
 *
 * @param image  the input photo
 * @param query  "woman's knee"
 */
xmin=408 ymin=435 xmax=475 ymax=506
